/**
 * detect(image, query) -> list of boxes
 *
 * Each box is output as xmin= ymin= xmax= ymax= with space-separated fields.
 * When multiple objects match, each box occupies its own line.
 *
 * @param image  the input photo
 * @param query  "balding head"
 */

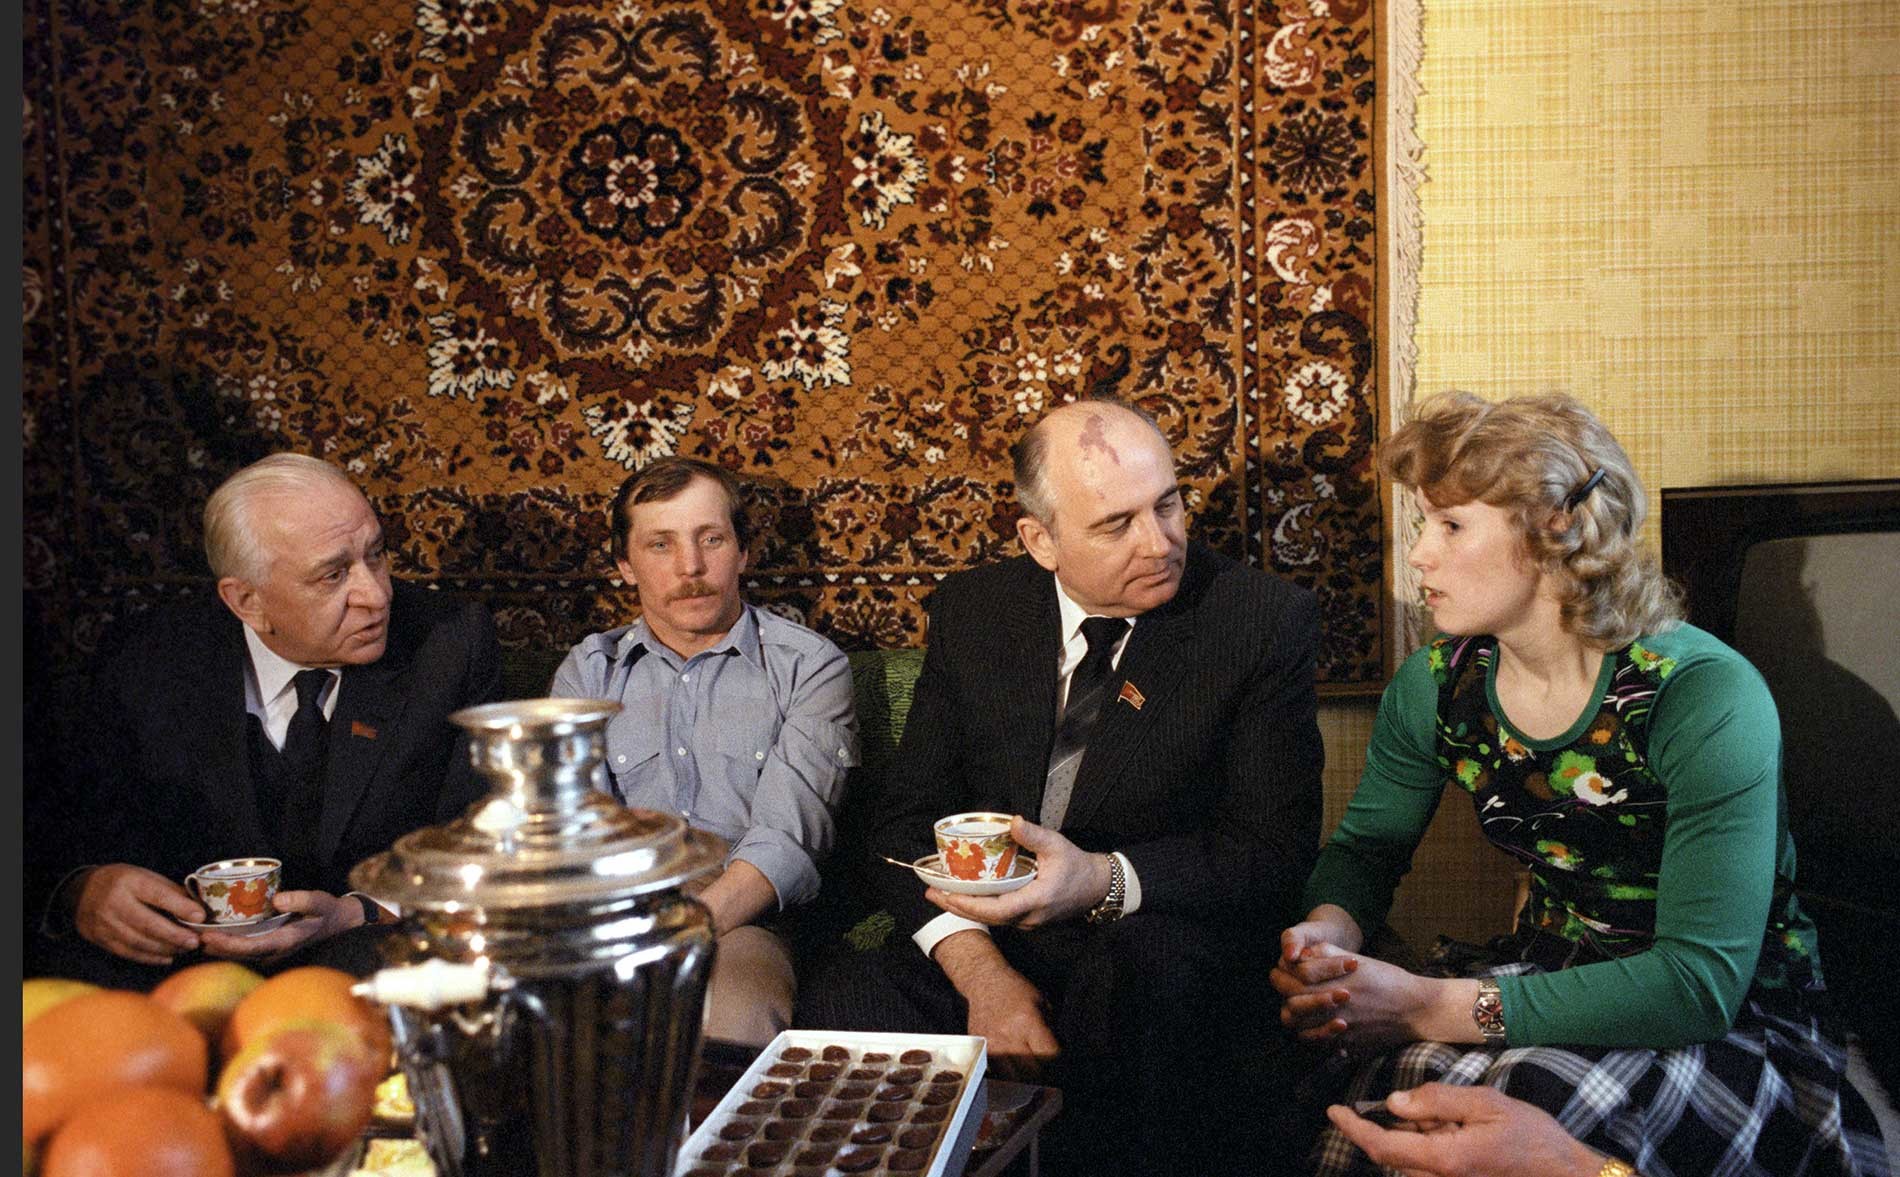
xmin=1013 ymin=400 xmax=1188 ymax=617
xmin=1011 ymin=400 xmax=1172 ymax=528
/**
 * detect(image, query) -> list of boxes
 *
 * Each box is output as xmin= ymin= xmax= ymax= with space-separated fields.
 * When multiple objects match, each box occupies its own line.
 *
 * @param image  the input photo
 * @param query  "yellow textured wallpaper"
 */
xmin=1360 ymin=0 xmax=1900 ymax=948
xmin=1413 ymin=0 xmax=1900 ymax=493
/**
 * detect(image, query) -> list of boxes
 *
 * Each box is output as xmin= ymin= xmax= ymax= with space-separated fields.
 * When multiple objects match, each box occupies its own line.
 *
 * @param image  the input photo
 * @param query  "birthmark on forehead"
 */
xmin=1076 ymin=414 xmax=1121 ymax=466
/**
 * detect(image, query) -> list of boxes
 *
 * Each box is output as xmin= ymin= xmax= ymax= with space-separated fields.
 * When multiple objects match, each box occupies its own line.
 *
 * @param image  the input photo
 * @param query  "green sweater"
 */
xmin=1303 ymin=624 xmax=1817 ymax=1049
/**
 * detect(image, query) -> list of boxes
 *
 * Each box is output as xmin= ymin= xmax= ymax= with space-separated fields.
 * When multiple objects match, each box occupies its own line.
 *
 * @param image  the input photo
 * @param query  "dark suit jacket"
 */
xmin=869 ymin=544 xmax=1325 ymax=939
xmin=65 ymin=581 xmax=502 ymax=898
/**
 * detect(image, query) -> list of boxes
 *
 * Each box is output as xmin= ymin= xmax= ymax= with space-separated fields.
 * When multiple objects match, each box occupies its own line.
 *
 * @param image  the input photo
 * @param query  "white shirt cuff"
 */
xmin=913 ymin=911 xmax=989 ymax=958
xmin=1114 ymin=851 xmax=1143 ymax=915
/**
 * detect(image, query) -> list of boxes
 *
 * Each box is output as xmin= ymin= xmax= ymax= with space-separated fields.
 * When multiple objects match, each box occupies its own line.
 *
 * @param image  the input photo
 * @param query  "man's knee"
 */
xmin=705 ymin=925 xmax=796 ymax=1048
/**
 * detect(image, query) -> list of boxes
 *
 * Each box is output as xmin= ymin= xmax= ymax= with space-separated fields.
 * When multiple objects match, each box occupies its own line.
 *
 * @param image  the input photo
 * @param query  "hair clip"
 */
xmin=1565 ymin=468 xmax=1606 ymax=512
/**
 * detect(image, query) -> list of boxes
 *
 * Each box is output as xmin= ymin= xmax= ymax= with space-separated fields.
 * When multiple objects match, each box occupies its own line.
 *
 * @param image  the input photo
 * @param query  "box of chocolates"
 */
xmin=675 ymin=1030 xmax=988 ymax=1177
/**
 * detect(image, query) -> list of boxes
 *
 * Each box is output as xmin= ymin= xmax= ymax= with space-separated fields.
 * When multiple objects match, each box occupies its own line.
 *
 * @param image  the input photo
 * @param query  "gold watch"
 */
xmin=1472 ymin=979 xmax=1506 ymax=1045
xmin=1596 ymin=1159 xmax=1637 ymax=1177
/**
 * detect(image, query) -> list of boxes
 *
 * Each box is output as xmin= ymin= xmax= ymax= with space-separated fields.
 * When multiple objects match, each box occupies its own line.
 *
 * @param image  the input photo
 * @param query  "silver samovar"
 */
xmin=350 ymin=698 xmax=726 ymax=1177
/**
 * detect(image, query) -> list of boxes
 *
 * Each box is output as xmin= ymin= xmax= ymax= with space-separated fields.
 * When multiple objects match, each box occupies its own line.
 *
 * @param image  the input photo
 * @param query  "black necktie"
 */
xmin=279 ymin=668 xmax=332 ymax=862
xmin=1040 ymin=617 xmax=1127 ymax=829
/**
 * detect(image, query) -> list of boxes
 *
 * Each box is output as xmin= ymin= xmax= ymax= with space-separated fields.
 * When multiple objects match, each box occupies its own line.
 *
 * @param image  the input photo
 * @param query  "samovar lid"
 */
xmin=350 ymin=697 xmax=726 ymax=910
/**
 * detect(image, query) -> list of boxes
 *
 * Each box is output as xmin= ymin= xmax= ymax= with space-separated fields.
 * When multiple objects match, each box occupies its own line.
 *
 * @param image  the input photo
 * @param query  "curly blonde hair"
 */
xmin=1385 ymin=391 xmax=1682 ymax=648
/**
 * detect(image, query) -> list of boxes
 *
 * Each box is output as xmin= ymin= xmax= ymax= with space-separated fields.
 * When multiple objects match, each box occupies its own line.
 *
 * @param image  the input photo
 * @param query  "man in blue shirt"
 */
xmin=551 ymin=457 xmax=859 ymax=1045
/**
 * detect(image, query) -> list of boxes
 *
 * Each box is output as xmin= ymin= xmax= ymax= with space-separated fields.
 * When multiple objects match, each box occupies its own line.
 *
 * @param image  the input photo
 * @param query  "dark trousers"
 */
xmin=798 ymin=912 xmax=1297 ymax=1177
xmin=29 ymin=921 xmax=398 ymax=991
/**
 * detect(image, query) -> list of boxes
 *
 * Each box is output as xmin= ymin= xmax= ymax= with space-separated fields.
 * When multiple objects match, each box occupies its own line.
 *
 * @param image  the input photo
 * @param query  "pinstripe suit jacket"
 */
xmin=61 ymin=583 xmax=502 ymax=898
xmin=868 ymin=543 xmax=1325 ymax=940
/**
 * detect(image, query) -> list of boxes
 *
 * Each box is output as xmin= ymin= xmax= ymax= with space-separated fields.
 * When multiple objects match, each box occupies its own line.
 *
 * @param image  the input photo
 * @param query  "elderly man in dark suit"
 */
xmin=801 ymin=399 xmax=1325 ymax=1174
xmin=35 ymin=453 xmax=500 ymax=987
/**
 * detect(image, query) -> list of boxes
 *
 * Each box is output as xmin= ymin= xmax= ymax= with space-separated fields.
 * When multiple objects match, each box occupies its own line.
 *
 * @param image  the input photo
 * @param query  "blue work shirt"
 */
xmin=549 ymin=605 xmax=859 ymax=910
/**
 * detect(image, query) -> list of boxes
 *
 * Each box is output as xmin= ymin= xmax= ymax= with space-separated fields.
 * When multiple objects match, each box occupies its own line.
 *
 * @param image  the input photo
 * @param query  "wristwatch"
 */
xmin=1086 ymin=853 xmax=1126 ymax=925
xmin=347 ymin=892 xmax=387 ymax=927
xmin=1472 ymin=978 xmax=1507 ymax=1045
xmin=1596 ymin=1160 xmax=1637 ymax=1177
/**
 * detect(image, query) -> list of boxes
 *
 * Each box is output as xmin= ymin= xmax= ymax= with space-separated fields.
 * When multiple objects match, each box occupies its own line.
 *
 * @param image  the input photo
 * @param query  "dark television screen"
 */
xmin=1661 ymin=479 xmax=1900 ymax=1090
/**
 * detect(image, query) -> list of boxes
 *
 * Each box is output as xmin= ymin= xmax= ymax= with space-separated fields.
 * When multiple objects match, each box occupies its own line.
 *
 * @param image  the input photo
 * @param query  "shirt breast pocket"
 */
xmin=604 ymin=712 xmax=666 ymax=800
xmin=716 ymin=726 xmax=773 ymax=779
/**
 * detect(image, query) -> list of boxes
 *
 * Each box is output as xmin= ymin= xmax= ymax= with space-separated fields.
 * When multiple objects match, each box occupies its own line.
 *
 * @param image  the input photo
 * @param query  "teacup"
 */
xmin=186 ymin=857 xmax=282 ymax=924
xmin=933 ymin=812 xmax=1020 ymax=882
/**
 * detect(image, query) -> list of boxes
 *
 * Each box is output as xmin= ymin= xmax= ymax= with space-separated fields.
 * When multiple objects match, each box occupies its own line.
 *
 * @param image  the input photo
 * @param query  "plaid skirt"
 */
xmin=1307 ymin=963 xmax=1891 ymax=1177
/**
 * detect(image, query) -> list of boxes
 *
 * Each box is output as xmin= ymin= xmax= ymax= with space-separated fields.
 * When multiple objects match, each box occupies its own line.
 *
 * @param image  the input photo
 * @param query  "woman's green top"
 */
xmin=1302 ymin=623 xmax=1821 ymax=1049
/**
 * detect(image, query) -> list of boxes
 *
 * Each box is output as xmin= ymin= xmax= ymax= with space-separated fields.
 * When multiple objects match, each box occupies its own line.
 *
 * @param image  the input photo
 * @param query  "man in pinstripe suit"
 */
xmin=804 ymin=399 xmax=1325 ymax=1174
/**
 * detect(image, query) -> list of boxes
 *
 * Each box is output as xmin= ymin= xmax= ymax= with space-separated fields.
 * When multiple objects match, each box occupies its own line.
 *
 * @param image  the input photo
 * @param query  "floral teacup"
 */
xmin=933 ymin=813 xmax=1020 ymax=882
xmin=186 ymin=857 xmax=282 ymax=924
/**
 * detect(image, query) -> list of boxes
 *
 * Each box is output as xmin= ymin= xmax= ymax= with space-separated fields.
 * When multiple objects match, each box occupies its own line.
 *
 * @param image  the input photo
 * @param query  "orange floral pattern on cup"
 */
xmin=933 ymin=813 xmax=1020 ymax=882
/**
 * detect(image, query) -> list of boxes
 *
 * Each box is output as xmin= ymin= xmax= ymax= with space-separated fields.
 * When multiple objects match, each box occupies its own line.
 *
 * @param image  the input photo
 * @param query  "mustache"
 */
xmin=668 ymin=581 xmax=721 ymax=602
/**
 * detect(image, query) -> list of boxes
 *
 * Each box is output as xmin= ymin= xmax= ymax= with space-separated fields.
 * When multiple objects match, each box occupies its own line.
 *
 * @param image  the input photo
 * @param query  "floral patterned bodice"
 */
xmin=1429 ymin=634 xmax=1820 ymax=993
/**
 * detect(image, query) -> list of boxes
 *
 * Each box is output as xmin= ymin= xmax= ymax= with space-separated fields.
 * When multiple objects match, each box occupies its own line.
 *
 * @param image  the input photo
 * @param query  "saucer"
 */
xmin=912 ymin=853 xmax=1037 ymax=896
xmin=178 ymin=910 xmax=296 ymax=936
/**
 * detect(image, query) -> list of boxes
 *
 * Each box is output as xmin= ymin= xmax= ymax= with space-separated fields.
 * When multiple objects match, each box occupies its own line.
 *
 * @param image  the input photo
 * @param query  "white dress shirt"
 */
xmin=242 ymin=626 xmax=340 ymax=751
xmin=914 ymin=575 xmax=1146 ymax=958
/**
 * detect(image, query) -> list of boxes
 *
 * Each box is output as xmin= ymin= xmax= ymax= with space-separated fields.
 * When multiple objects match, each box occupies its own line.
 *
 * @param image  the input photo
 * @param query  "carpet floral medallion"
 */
xmin=24 ymin=0 xmax=1383 ymax=683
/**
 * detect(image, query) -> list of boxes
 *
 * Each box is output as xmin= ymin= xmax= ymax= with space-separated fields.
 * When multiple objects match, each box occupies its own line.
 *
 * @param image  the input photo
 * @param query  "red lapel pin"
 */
xmin=1117 ymin=681 xmax=1145 ymax=710
xmin=351 ymin=720 xmax=379 ymax=740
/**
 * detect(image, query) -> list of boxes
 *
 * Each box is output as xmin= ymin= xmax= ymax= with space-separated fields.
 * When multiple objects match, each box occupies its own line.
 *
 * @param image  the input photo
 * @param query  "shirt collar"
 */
xmin=616 ymin=603 xmax=763 ymax=670
xmin=241 ymin=624 xmax=336 ymax=704
xmin=1053 ymin=575 xmax=1135 ymax=646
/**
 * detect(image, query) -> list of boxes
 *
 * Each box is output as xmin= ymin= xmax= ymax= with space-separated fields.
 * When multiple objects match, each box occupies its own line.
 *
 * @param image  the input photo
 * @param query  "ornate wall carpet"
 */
xmin=24 ymin=0 xmax=1383 ymax=685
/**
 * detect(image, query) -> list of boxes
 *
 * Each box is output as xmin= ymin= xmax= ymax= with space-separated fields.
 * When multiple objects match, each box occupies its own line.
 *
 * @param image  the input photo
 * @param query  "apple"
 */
xmin=216 ymin=1019 xmax=381 ymax=1173
xmin=21 ymin=978 xmax=99 ymax=1028
xmin=148 ymin=961 xmax=265 ymax=1046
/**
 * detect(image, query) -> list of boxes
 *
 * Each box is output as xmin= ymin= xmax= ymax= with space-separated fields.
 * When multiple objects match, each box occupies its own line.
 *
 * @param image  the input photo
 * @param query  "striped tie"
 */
xmin=1039 ymin=617 xmax=1127 ymax=829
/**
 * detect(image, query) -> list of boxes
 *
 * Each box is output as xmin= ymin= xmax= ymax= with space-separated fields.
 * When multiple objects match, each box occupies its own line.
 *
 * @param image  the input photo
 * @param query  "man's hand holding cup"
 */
xmin=926 ymin=814 xmax=1114 ymax=929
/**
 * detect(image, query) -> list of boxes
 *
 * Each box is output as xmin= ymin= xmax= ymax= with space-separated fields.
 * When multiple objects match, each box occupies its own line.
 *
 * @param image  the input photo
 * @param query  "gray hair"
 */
xmin=203 ymin=453 xmax=361 ymax=581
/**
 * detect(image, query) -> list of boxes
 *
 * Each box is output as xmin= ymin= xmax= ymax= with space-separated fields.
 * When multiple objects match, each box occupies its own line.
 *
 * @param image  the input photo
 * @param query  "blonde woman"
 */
xmin=1274 ymin=393 xmax=1889 ymax=1176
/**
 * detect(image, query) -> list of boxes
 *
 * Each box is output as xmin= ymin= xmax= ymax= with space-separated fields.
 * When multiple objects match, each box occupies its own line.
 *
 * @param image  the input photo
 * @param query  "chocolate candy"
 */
xmin=794 ymin=1079 xmax=833 ymax=1099
xmin=912 ymin=1102 xmax=951 ymax=1123
xmin=822 ymin=1100 xmax=869 ymax=1120
xmin=898 ymin=1126 xmax=939 ymax=1150
xmin=861 ymin=1052 xmax=892 ymax=1063
xmin=748 ymin=1081 xmax=788 ymax=1099
xmin=836 ymin=1082 xmax=875 ymax=1101
xmin=875 ymin=1084 xmax=916 ymax=1102
xmin=717 ymin=1120 xmax=757 ymax=1141
xmin=698 ymin=1142 xmax=740 ymax=1163
xmin=765 ymin=1062 xmax=802 ymax=1077
xmin=846 ymin=1066 xmax=884 ymax=1082
xmin=743 ymin=1140 xmax=789 ymax=1166
xmin=763 ymin=1119 xmax=803 ymax=1141
xmin=779 ymin=1046 xmax=813 ymax=1062
xmin=928 ymin=1069 xmax=963 ymax=1084
xmin=888 ymin=1066 xmax=926 ymax=1084
xmin=868 ymin=1102 xmax=907 ymax=1122
xmin=834 ymin=1146 xmax=882 ymax=1172
xmin=919 ymin=1084 xmax=956 ymax=1105
xmin=795 ymin=1143 xmax=840 ymax=1165
xmin=735 ymin=1100 xmax=773 ymax=1116
xmin=889 ymin=1147 xmax=931 ymax=1171
xmin=850 ymin=1124 xmax=894 ymax=1145
xmin=808 ymin=1123 xmax=848 ymax=1143
xmin=899 ymin=1049 xmax=934 ymax=1065
xmin=821 ymin=1045 xmax=851 ymax=1062
xmin=806 ymin=1062 xmax=843 ymax=1081
xmin=779 ymin=1097 xmax=819 ymax=1118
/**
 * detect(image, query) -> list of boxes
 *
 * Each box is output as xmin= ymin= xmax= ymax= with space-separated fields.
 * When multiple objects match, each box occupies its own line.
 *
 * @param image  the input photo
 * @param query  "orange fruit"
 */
xmin=149 ymin=961 xmax=266 ymax=1046
xmin=40 ymin=1084 xmax=234 ymax=1177
xmin=21 ymin=979 xmax=98 ymax=1028
xmin=22 ymin=991 xmax=208 ymax=1145
xmin=223 ymin=966 xmax=391 ymax=1064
